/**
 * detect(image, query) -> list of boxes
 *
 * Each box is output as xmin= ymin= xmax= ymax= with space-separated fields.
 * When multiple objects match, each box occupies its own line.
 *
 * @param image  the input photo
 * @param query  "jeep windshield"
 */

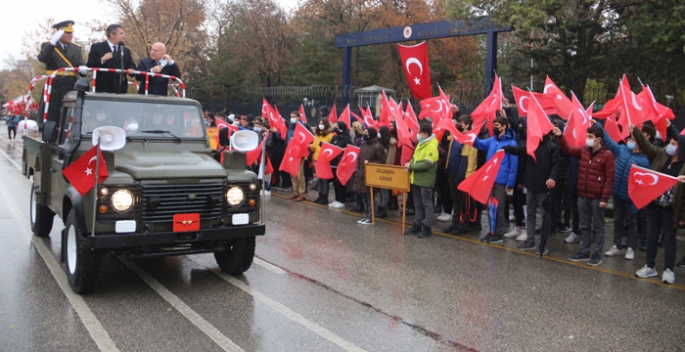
xmin=80 ymin=100 xmax=205 ymax=139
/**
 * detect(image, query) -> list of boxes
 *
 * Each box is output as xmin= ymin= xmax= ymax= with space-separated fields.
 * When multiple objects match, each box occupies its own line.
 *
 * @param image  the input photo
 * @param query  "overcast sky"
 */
xmin=1 ymin=0 xmax=299 ymax=70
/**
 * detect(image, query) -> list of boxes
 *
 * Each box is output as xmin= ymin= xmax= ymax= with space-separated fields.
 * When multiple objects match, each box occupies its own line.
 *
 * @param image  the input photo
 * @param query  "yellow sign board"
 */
xmin=364 ymin=163 xmax=410 ymax=192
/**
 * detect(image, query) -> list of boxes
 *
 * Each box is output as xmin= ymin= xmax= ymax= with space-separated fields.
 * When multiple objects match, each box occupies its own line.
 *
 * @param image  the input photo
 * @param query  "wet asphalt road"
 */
xmin=1 ymin=129 xmax=684 ymax=352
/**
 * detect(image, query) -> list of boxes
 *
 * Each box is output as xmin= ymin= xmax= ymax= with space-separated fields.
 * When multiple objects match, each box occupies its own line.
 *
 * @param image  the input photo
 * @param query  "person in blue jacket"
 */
xmin=473 ymin=116 xmax=519 ymax=243
xmin=594 ymin=121 xmax=650 ymax=260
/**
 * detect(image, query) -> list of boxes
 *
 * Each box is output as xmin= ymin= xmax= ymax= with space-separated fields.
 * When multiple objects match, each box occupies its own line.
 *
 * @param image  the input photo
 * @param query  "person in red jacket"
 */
xmin=553 ymin=125 xmax=615 ymax=266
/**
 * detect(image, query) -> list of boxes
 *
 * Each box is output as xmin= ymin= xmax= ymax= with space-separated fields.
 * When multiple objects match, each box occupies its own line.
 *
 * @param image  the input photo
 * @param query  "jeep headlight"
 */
xmin=111 ymin=190 xmax=134 ymax=211
xmin=226 ymin=186 xmax=244 ymax=206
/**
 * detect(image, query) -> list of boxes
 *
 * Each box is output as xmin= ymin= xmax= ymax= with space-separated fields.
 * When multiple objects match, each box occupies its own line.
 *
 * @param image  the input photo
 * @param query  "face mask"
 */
xmin=363 ymin=134 xmax=370 ymax=141
xmin=233 ymin=120 xmax=240 ymax=126
xmin=586 ymin=138 xmax=595 ymax=148
xmin=203 ymin=120 xmax=209 ymax=126
xmin=290 ymin=118 xmax=297 ymax=124
xmin=417 ymin=135 xmax=424 ymax=142
xmin=666 ymin=144 xmax=678 ymax=156
xmin=350 ymin=131 xmax=356 ymax=139
xmin=493 ymin=127 xmax=501 ymax=135
xmin=254 ymin=127 xmax=262 ymax=133
xmin=457 ymin=125 xmax=465 ymax=133
xmin=318 ymin=124 xmax=325 ymax=130
xmin=626 ymin=141 xmax=636 ymax=150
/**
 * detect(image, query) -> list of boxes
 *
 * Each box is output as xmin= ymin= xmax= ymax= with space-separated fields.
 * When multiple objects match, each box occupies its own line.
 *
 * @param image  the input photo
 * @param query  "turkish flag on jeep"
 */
xmin=62 ymin=146 xmax=109 ymax=196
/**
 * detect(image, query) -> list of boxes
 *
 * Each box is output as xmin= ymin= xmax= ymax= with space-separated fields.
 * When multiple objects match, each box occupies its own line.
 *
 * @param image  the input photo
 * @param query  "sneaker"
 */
xmin=436 ymin=213 xmax=452 ymax=222
xmin=635 ymin=265 xmax=658 ymax=278
xmin=360 ymin=218 xmax=373 ymax=225
xmin=605 ymin=245 xmax=622 ymax=257
xmin=677 ymin=256 xmax=685 ymax=268
xmin=515 ymin=231 xmax=528 ymax=242
xmin=357 ymin=218 xmax=368 ymax=224
xmin=662 ymin=269 xmax=675 ymax=284
xmin=624 ymin=247 xmax=635 ymax=260
xmin=569 ymin=252 xmax=590 ymax=262
xmin=535 ymin=247 xmax=549 ymax=255
xmin=329 ymin=201 xmax=338 ymax=207
xmin=517 ymin=241 xmax=535 ymax=250
xmin=557 ymin=225 xmax=572 ymax=233
xmin=509 ymin=215 xmax=517 ymax=221
xmin=487 ymin=235 xmax=503 ymax=244
xmin=564 ymin=232 xmax=581 ymax=244
xmin=504 ymin=227 xmax=522 ymax=239
xmin=587 ymin=254 xmax=602 ymax=266
xmin=264 ymin=190 xmax=271 ymax=196
xmin=333 ymin=202 xmax=345 ymax=209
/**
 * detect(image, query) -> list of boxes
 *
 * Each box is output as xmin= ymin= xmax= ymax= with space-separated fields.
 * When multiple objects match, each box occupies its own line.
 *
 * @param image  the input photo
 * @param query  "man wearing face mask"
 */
xmin=554 ymin=125 xmax=615 ymax=266
xmin=589 ymin=121 xmax=650 ymax=260
xmin=443 ymin=114 xmax=478 ymax=236
xmin=631 ymin=123 xmax=685 ymax=284
xmin=286 ymin=112 xmax=309 ymax=201
xmin=472 ymin=116 xmax=519 ymax=243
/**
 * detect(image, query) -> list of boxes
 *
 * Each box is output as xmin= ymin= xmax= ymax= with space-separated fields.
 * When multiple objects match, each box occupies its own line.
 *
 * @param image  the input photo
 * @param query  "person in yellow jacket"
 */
xmin=311 ymin=119 xmax=334 ymax=204
xmin=404 ymin=122 xmax=440 ymax=238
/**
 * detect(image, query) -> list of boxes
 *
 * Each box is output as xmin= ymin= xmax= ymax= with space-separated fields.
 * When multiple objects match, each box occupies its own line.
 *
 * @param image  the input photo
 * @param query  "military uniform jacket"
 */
xmin=38 ymin=42 xmax=85 ymax=73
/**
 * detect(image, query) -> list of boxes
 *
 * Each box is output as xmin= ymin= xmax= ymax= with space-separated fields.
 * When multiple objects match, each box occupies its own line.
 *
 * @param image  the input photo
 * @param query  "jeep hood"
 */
xmin=115 ymin=151 xmax=227 ymax=179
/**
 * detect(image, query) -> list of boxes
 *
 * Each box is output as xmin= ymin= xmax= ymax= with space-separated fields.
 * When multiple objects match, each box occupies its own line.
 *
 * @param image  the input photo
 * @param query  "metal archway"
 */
xmin=334 ymin=17 xmax=512 ymax=106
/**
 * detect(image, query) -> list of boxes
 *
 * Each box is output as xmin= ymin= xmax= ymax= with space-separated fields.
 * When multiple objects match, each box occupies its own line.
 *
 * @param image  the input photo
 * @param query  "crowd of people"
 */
xmin=210 ymin=100 xmax=685 ymax=285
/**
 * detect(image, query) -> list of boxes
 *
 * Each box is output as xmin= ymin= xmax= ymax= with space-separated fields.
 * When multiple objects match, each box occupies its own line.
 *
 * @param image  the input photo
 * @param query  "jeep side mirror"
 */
xmin=218 ymin=127 xmax=229 ymax=147
xmin=42 ymin=121 xmax=58 ymax=143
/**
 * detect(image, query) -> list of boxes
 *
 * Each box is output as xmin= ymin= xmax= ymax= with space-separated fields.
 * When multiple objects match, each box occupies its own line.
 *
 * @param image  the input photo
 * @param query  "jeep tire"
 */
xmin=65 ymin=209 xmax=102 ymax=294
xmin=30 ymin=181 xmax=54 ymax=238
xmin=214 ymin=236 xmax=255 ymax=275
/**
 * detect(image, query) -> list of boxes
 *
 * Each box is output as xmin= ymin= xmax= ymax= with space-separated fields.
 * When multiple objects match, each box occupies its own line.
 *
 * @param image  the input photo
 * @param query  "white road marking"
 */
xmin=253 ymin=257 xmax=286 ymax=274
xmin=0 ymin=160 xmax=120 ymax=352
xmin=120 ymin=259 xmax=244 ymax=352
xmin=198 ymin=260 xmax=367 ymax=352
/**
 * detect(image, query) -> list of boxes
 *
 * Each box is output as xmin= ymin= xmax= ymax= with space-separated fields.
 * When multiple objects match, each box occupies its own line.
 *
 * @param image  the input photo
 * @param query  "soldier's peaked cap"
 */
xmin=53 ymin=20 xmax=75 ymax=33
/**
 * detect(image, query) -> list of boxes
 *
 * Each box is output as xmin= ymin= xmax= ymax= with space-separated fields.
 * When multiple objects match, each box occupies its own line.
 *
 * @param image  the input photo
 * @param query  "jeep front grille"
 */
xmin=141 ymin=183 xmax=224 ymax=223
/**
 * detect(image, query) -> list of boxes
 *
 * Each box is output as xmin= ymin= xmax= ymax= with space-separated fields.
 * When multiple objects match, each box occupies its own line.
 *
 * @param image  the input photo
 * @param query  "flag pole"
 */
xmin=258 ymin=135 xmax=266 ymax=225
xmin=91 ymin=130 xmax=102 ymax=237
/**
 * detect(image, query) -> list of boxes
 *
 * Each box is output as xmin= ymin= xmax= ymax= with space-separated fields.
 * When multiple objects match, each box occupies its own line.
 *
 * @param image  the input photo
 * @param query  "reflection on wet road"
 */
xmin=0 ymin=129 xmax=684 ymax=351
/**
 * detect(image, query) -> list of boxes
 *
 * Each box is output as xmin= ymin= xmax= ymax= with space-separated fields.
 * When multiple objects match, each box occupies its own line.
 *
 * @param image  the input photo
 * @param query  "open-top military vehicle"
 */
xmin=23 ymin=69 xmax=265 ymax=293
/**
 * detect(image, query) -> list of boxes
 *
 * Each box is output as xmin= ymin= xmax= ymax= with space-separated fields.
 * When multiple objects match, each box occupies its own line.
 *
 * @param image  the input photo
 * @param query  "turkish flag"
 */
xmin=638 ymin=84 xmax=674 ymax=140
xmin=512 ymin=85 xmax=556 ymax=117
xmin=604 ymin=110 xmax=624 ymax=142
xmin=299 ymin=104 xmax=307 ymax=123
xmin=459 ymin=120 xmax=485 ymax=145
xmin=336 ymin=145 xmax=360 ymax=186
xmin=339 ymin=104 xmax=351 ymax=127
xmin=471 ymin=74 xmax=503 ymax=135
xmin=458 ymin=150 xmax=505 ymax=204
xmin=563 ymin=92 xmax=594 ymax=148
xmin=398 ymin=41 xmax=432 ymax=100
xmin=628 ymin=165 xmax=678 ymax=210
xmin=400 ymin=143 xmax=415 ymax=165
xmin=542 ymin=76 xmax=574 ymax=120
xmin=592 ymin=90 xmax=622 ymax=119
xmin=379 ymin=91 xmax=393 ymax=127
xmin=526 ymin=91 xmax=554 ymax=161
xmin=293 ymin=122 xmax=315 ymax=158
xmin=359 ymin=105 xmax=377 ymax=128
xmin=62 ymin=146 xmax=109 ymax=196
xmin=315 ymin=142 xmax=344 ymax=179
xmin=215 ymin=117 xmax=239 ymax=146
xmin=439 ymin=117 xmax=463 ymax=141
xmin=618 ymin=75 xmax=646 ymax=127
xmin=437 ymin=86 xmax=452 ymax=122
xmin=263 ymin=99 xmax=287 ymax=137
xmin=328 ymin=104 xmax=337 ymax=124
xmin=279 ymin=142 xmax=305 ymax=176
xmin=404 ymin=101 xmax=419 ymax=142
xmin=394 ymin=109 xmax=413 ymax=148
xmin=246 ymin=138 xmax=274 ymax=175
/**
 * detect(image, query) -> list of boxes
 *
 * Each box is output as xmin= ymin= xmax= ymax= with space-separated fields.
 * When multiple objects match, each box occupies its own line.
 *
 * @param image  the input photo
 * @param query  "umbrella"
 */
xmin=538 ymin=191 xmax=553 ymax=257
xmin=487 ymin=197 xmax=498 ymax=238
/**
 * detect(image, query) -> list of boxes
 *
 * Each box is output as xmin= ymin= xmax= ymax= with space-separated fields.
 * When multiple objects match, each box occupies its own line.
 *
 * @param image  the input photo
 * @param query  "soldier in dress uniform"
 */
xmin=37 ymin=20 xmax=87 ymax=123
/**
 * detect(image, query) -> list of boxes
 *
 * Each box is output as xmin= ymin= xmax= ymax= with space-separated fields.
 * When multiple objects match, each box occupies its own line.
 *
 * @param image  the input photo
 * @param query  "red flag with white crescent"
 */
xmin=397 ymin=41 xmax=432 ymax=100
xmin=628 ymin=165 xmax=678 ymax=210
xmin=458 ymin=150 xmax=505 ymax=204
xmin=263 ymin=98 xmax=287 ymax=137
xmin=315 ymin=142 xmax=344 ymax=179
xmin=279 ymin=142 xmax=305 ymax=176
xmin=336 ymin=145 xmax=360 ymax=186
xmin=471 ymin=74 xmax=503 ymax=135
xmin=379 ymin=91 xmax=393 ymax=127
xmin=328 ymin=104 xmax=337 ymax=124
xmin=526 ymin=91 xmax=554 ymax=162
xmin=542 ymin=76 xmax=574 ymax=120
xmin=293 ymin=122 xmax=315 ymax=158
xmin=563 ymin=92 xmax=594 ymax=148
xmin=299 ymin=104 xmax=307 ymax=123
xmin=62 ymin=146 xmax=109 ymax=196
xmin=512 ymin=85 xmax=555 ymax=117
xmin=418 ymin=96 xmax=446 ymax=121
xmin=359 ymin=105 xmax=377 ymax=128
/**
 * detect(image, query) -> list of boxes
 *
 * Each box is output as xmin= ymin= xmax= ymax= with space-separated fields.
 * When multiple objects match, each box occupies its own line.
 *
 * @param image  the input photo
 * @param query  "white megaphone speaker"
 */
xmin=230 ymin=130 xmax=259 ymax=152
xmin=92 ymin=126 xmax=126 ymax=151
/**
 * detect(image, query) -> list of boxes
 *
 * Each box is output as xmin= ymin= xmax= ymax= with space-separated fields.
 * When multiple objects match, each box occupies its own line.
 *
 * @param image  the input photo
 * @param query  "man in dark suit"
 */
xmin=135 ymin=42 xmax=181 ymax=96
xmin=87 ymin=24 xmax=136 ymax=93
xmin=37 ymin=20 xmax=87 ymax=123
